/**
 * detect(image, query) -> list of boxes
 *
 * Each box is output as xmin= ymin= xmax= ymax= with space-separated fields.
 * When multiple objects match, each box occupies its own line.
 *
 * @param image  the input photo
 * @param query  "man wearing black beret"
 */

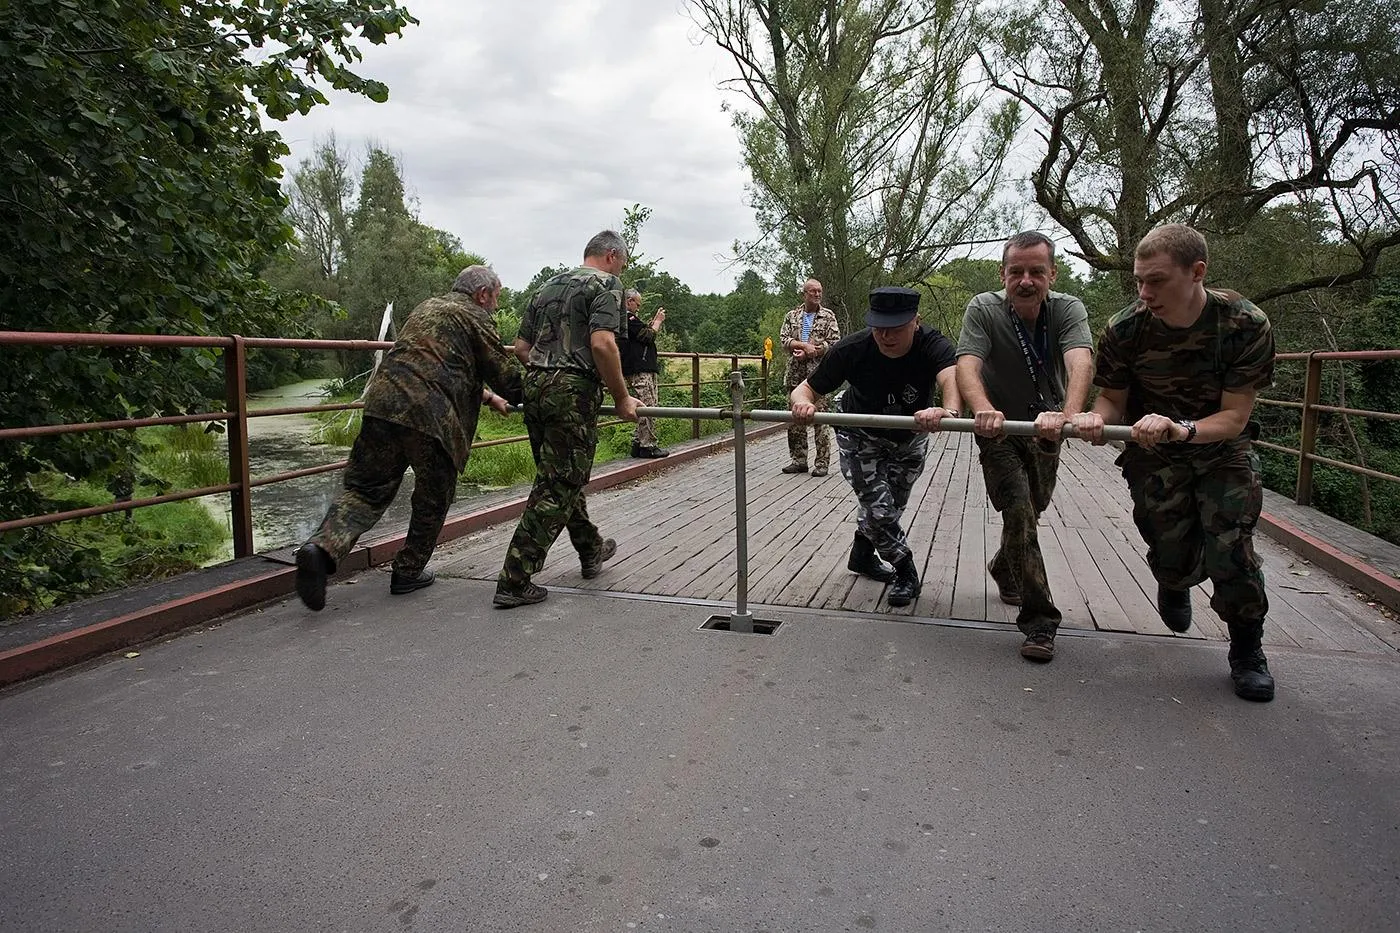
xmin=790 ymin=287 xmax=961 ymax=607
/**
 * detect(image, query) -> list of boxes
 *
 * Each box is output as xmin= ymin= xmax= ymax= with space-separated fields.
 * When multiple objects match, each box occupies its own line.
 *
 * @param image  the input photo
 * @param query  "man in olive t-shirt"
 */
xmin=1073 ymin=223 xmax=1276 ymax=703
xmin=956 ymin=232 xmax=1094 ymax=664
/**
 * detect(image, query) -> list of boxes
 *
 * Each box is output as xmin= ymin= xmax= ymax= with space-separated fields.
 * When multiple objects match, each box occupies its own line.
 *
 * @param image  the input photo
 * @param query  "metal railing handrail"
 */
xmin=1257 ymin=349 xmax=1400 ymax=504
xmin=0 ymin=330 xmax=768 ymax=550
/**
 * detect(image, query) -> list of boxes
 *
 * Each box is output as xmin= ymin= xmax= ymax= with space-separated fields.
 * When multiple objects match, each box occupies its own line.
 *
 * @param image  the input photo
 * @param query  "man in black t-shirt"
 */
xmin=790 ymin=287 xmax=961 ymax=607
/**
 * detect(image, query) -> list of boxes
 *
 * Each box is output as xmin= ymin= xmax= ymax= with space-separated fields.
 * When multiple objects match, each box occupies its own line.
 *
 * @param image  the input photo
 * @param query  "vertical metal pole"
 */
xmin=760 ymin=357 xmax=769 ymax=406
xmin=691 ymin=355 xmax=702 ymax=439
xmin=1296 ymin=351 xmax=1323 ymax=506
xmin=224 ymin=335 xmax=254 ymax=557
xmin=728 ymin=370 xmax=753 ymax=632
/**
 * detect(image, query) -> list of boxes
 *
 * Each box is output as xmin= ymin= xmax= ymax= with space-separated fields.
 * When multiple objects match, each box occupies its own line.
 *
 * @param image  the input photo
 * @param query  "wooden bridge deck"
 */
xmin=434 ymin=432 xmax=1400 ymax=656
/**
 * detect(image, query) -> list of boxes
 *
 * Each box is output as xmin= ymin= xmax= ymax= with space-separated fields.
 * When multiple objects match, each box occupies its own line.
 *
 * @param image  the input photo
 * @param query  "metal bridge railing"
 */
xmin=0 ymin=331 xmax=767 ymax=557
xmin=1255 ymin=350 xmax=1400 ymax=505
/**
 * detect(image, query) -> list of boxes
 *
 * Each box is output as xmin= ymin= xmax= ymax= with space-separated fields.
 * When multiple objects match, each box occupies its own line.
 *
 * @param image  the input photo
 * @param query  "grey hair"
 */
xmin=452 ymin=265 xmax=501 ymax=296
xmin=1001 ymin=231 xmax=1056 ymax=263
xmin=584 ymin=229 xmax=628 ymax=260
xmin=624 ymin=288 xmax=641 ymax=301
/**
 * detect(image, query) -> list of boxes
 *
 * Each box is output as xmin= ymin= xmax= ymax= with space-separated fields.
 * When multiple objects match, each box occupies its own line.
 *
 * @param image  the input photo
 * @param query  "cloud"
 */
xmin=276 ymin=0 xmax=758 ymax=295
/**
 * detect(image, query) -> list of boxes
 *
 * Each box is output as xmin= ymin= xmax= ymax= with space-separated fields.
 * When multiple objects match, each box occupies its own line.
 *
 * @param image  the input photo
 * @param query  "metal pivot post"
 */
xmin=728 ymin=369 xmax=753 ymax=633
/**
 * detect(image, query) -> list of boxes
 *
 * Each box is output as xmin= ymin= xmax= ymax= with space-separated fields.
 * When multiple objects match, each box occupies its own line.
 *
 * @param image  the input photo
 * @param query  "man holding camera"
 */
xmin=956 ymin=232 xmax=1094 ymax=662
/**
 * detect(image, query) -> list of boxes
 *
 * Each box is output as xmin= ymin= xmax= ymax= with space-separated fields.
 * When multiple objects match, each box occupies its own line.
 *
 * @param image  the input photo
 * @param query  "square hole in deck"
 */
xmin=700 ymin=615 xmax=783 ymax=636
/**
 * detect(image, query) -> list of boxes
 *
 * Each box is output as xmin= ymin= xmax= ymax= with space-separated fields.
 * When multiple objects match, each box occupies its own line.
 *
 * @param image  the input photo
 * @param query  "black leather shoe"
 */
xmin=390 ymin=569 xmax=435 ymax=595
xmin=295 ymin=543 xmax=333 ymax=611
xmin=848 ymin=533 xmax=895 ymax=583
xmin=1157 ymin=585 xmax=1192 ymax=632
xmin=1229 ymin=648 xmax=1275 ymax=702
xmin=637 ymin=445 xmax=670 ymax=459
xmin=887 ymin=556 xmax=921 ymax=607
xmin=581 ymin=538 xmax=617 ymax=579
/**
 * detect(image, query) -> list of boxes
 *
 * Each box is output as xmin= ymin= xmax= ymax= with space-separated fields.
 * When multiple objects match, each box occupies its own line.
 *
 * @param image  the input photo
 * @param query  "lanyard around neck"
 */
xmin=1008 ymin=304 xmax=1056 ymax=408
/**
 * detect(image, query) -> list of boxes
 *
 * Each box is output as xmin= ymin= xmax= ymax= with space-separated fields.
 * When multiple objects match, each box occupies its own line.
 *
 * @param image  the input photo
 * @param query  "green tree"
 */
xmin=0 ymin=0 xmax=416 ymax=614
xmin=689 ymin=0 xmax=1018 ymax=326
xmin=984 ymin=0 xmax=1400 ymax=299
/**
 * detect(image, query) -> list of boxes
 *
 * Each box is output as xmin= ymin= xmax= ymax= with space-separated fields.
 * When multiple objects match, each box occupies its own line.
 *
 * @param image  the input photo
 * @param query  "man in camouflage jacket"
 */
xmin=294 ymin=265 xmax=524 ymax=611
xmin=779 ymin=278 xmax=842 ymax=476
xmin=1074 ymin=223 xmax=1277 ymax=703
xmin=493 ymin=230 xmax=640 ymax=609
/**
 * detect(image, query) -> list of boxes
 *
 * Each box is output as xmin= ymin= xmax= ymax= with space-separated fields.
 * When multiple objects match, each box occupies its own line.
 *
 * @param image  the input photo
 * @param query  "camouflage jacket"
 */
xmin=364 ymin=291 xmax=524 ymax=471
xmin=780 ymin=305 xmax=841 ymax=387
xmin=1094 ymin=289 xmax=1274 ymax=426
xmin=518 ymin=265 xmax=625 ymax=378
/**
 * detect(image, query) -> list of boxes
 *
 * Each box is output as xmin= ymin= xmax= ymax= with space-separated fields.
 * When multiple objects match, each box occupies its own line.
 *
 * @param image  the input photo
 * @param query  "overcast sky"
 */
xmin=277 ymin=0 xmax=759 ymax=295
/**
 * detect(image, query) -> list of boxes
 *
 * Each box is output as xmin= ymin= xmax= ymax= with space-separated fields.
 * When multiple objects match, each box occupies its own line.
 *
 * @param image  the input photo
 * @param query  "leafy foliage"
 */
xmin=0 ymin=0 xmax=415 ymax=613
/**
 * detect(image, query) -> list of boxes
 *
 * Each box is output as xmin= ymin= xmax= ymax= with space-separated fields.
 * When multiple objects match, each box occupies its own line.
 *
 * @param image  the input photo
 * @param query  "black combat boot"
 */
xmin=1157 ymin=584 xmax=1193 ymax=632
xmin=1227 ymin=621 xmax=1275 ymax=702
xmin=847 ymin=533 xmax=895 ymax=583
xmin=887 ymin=556 xmax=921 ymax=607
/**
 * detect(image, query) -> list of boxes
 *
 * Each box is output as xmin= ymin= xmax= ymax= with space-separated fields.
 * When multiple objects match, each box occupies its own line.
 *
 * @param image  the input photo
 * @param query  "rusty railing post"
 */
xmin=224 ymin=335 xmax=254 ymax=556
xmin=1296 ymin=351 xmax=1323 ymax=506
xmin=760 ymin=356 xmax=769 ymax=406
xmin=691 ymin=355 xmax=702 ymax=439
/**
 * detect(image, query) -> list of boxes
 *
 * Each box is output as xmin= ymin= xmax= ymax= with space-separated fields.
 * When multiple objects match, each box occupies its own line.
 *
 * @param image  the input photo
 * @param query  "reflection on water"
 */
xmin=205 ymin=380 xmax=495 ymax=561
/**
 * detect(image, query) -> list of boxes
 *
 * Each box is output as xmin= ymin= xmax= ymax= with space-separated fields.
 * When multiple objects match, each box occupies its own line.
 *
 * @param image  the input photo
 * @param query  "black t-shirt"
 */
xmin=807 ymin=325 xmax=958 ymax=438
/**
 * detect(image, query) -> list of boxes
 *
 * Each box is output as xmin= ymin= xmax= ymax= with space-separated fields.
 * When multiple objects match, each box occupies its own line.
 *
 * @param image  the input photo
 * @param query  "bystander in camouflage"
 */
xmin=780 ymin=279 xmax=842 ymax=476
xmin=493 ymin=231 xmax=640 ymax=609
xmin=294 ymin=265 xmax=523 ymax=611
xmin=1074 ymin=223 xmax=1277 ymax=702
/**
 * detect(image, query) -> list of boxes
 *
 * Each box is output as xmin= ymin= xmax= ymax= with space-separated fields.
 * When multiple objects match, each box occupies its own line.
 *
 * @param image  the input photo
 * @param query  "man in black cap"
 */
xmin=790 ymin=287 xmax=961 ymax=607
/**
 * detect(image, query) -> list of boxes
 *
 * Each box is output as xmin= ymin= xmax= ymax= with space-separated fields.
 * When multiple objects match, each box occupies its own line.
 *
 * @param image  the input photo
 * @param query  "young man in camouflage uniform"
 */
xmin=1074 ymin=223 xmax=1276 ymax=702
xmin=493 ymin=230 xmax=640 ymax=609
xmin=780 ymin=278 xmax=842 ymax=476
xmin=791 ymin=287 xmax=960 ymax=607
xmin=621 ymin=288 xmax=669 ymax=459
xmin=956 ymin=231 xmax=1094 ymax=663
xmin=294 ymin=265 xmax=523 ymax=611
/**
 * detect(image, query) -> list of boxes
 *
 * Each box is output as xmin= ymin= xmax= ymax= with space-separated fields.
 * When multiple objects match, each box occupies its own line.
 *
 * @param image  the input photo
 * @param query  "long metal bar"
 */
xmin=0 ymin=411 xmax=236 ymax=441
xmin=1301 ymin=452 xmax=1400 ymax=486
xmin=0 ymin=482 xmax=240 ymax=533
xmin=1275 ymin=349 xmax=1400 ymax=361
xmin=614 ymin=406 xmax=1138 ymax=441
xmin=728 ymin=371 xmax=753 ymax=632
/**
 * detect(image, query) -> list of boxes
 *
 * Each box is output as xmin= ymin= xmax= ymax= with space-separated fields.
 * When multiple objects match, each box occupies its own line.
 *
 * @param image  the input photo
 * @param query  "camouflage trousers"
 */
xmin=787 ymin=388 xmax=830 ymax=469
xmin=1119 ymin=442 xmax=1267 ymax=629
xmin=976 ymin=434 xmax=1063 ymax=636
xmin=307 ymin=416 xmax=457 ymax=577
xmin=627 ymin=370 xmax=659 ymax=448
xmin=836 ymin=429 xmax=928 ymax=566
xmin=497 ymin=370 xmax=609 ymax=591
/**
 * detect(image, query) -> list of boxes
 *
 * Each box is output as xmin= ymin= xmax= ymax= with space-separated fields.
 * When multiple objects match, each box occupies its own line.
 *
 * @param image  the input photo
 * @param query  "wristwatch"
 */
xmin=1175 ymin=419 xmax=1197 ymax=443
